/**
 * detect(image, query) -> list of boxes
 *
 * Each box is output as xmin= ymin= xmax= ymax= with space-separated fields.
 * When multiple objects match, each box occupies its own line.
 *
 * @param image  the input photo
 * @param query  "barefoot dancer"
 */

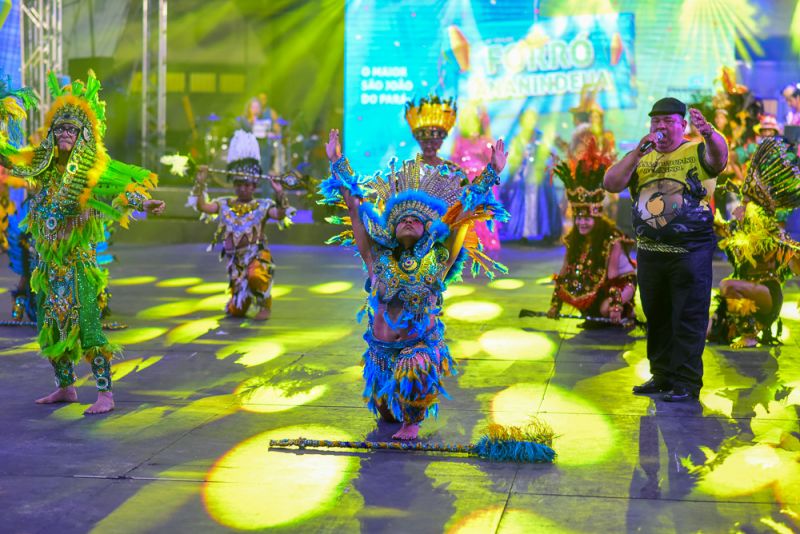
xmin=709 ymin=138 xmax=800 ymax=348
xmin=320 ymin=128 xmax=509 ymax=440
xmin=190 ymin=130 xmax=294 ymax=321
xmin=0 ymin=71 xmax=165 ymax=414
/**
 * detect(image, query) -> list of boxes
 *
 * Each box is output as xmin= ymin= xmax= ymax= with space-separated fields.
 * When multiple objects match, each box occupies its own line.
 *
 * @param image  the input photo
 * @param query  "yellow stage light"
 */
xmin=165 ymin=318 xmax=221 ymax=346
xmin=443 ymin=285 xmax=476 ymax=298
xmin=478 ymin=327 xmax=556 ymax=361
xmin=112 ymin=276 xmax=158 ymax=286
xmin=156 ymin=277 xmax=204 ymax=288
xmin=488 ymin=278 xmax=525 ymax=290
xmin=107 ymin=327 xmax=168 ymax=346
xmin=236 ymin=382 xmax=328 ymax=413
xmin=186 ymin=282 xmax=230 ymax=295
xmin=203 ymin=425 xmax=357 ymax=530
xmin=136 ymin=300 xmax=199 ymax=320
xmin=308 ymin=281 xmax=354 ymax=294
xmin=445 ymin=301 xmax=503 ymax=322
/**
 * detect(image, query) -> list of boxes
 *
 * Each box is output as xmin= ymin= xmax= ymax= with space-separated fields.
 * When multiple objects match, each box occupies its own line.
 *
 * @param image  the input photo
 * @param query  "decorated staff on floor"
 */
xmin=0 ymin=71 xmax=166 ymax=414
xmin=708 ymin=138 xmax=800 ymax=348
xmin=542 ymin=136 xmax=636 ymax=328
xmin=176 ymin=130 xmax=295 ymax=321
xmin=319 ymin=125 xmax=509 ymax=441
xmin=604 ymin=97 xmax=728 ymax=402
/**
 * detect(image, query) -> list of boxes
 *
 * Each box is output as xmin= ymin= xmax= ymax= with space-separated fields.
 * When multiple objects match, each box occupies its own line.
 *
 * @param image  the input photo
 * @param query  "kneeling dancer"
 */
xmin=320 ymin=129 xmax=508 ymax=440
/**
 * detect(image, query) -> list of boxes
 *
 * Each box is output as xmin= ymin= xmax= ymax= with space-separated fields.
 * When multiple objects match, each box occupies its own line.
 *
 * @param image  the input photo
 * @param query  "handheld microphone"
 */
xmin=640 ymin=131 xmax=664 ymax=153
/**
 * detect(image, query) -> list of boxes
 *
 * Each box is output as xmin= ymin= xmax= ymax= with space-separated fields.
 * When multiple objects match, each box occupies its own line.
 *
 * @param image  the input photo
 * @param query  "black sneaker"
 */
xmin=662 ymin=385 xmax=699 ymax=402
xmin=632 ymin=378 xmax=672 ymax=394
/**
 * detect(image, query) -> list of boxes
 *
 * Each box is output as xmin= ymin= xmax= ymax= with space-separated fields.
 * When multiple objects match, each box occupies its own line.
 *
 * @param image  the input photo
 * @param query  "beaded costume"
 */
xmin=187 ymin=130 xmax=293 ymax=317
xmin=550 ymin=138 xmax=636 ymax=323
xmin=0 ymin=71 xmax=157 ymax=392
xmin=320 ymin=147 xmax=509 ymax=425
xmin=709 ymin=138 xmax=800 ymax=346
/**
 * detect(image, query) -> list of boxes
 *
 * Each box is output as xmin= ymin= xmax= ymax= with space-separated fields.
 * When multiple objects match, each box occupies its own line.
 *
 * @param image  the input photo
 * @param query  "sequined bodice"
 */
xmin=29 ymin=166 xmax=98 ymax=253
xmin=371 ymin=245 xmax=449 ymax=318
xmin=216 ymin=197 xmax=273 ymax=248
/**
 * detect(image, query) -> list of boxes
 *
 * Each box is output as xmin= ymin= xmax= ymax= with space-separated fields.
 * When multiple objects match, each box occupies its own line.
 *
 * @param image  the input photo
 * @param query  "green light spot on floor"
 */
xmin=445 ymin=301 xmax=502 ymax=322
xmin=443 ymin=285 xmax=476 ymax=298
xmin=308 ymin=281 xmax=353 ymax=294
xmin=195 ymin=294 xmax=230 ymax=312
xmin=534 ymin=276 xmax=554 ymax=285
xmin=695 ymin=444 xmax=786 ymax=498
xmin=203 ymin=425 xmax=356 ymax=530
xmin=236 ymin=383 xmax=328 ymax=412
xmin=0 ymin=340 xmax=39 ymax=356
xmin=271 ymin=285 xmax=292 ymax=298
xmin=137 ymin=300 xmax=199 ymax=320
xmin=112 ymin=276 xmax=158 ymax=286
xmin=478 ymin=328 xmax=555 ymax=360
xmin=781 ymin=301 xmax=800 ymax=321
xmin=107 ymin=327 xmax=168 ymax=346
xmin=186 ymin=282 xmax=230 ymax=295
xmin=166 ymin=318 xmax=220 ymax=346
xmin=217 ymin=339 xmax=285 ymax=366
xmin=488 ymin=278 xmax=525 ymax=290
xmin=234 ymin=341 xmax=284 ymax=367
xmin=156 ymin=277 xmax=204 ymax=288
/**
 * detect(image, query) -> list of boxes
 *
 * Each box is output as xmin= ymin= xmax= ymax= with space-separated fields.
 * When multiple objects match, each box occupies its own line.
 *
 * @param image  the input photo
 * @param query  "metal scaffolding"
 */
xmin=20 ymin=0 xmax=63 ymax=133
xmin=140 ymin=0 xmax=167 ymax=167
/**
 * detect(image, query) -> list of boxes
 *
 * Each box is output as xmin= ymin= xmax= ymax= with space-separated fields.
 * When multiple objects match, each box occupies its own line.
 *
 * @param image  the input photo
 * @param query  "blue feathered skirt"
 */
xmin=362 ymin=321 xmax=456 ymax=424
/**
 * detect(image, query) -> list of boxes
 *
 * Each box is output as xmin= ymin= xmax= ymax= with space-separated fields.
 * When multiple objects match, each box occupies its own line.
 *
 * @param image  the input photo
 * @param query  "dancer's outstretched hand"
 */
xmin=326 ymin=129 xmax=342 ymax=163
xmin=490 ymin=138 xmax=508 ymax=173
xmin=144 ymin=199 xmax=166 ymax=215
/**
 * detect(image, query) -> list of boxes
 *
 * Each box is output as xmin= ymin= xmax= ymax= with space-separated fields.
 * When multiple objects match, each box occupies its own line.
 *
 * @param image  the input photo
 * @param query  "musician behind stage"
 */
xmin=546 ymin=135 xmax=637 ymax=328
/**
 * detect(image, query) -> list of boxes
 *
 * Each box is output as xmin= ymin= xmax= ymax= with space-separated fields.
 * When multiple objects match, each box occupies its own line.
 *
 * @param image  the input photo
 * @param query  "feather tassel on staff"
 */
xmin=269 ymin=421 xmax=556 ymax=463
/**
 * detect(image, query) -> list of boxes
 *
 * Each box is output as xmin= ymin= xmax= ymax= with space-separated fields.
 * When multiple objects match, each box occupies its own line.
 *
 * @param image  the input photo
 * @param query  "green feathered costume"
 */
xmin=0 ymin=71 xmax=157 ymax=390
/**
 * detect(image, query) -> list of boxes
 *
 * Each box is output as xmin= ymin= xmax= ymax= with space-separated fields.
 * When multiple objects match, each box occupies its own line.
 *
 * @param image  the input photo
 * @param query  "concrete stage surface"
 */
xmin=1 ymin=243 xmax=798 ymax=533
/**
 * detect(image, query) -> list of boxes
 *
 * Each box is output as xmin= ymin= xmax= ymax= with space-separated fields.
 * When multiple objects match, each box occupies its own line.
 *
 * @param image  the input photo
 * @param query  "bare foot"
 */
xmin=731 ymin=336 xmax=758 ymax=349
xmin=392 ymin=422 xmax=420 ymax=440
xmin=35 ymin=386 xmax=78 ymax=404
xmin=84 ymin=391 xmax=115 ymax=415
xmin=254 ymin=307 xmax=271 ymax=321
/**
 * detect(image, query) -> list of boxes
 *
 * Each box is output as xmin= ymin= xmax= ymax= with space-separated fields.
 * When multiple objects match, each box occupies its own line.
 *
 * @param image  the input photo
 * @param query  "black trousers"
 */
xmin=637 ymin=244 xmax=714 ymax=394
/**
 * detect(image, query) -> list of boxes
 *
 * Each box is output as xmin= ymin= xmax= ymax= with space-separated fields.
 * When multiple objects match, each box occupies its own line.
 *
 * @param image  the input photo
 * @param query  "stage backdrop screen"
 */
xmin=344 ymin=0 xmax=737 ymax=179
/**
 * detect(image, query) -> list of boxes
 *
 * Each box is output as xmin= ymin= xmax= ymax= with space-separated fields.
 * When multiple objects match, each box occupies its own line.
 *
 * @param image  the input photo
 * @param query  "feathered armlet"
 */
xmin=318 ymin=156 xmax=367 ymax=205
xmin=442 ymin=164 xmax=511 ymax=279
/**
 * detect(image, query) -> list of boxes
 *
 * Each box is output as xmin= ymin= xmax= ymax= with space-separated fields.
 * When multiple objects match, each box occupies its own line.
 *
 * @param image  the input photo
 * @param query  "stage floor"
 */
xmin=1 ymin=243 xmax=798 ymax=533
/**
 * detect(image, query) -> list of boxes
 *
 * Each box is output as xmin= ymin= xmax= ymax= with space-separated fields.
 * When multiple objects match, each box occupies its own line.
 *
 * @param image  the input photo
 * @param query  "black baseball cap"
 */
xmin=648 ymin=97 xmax=687 ymax=117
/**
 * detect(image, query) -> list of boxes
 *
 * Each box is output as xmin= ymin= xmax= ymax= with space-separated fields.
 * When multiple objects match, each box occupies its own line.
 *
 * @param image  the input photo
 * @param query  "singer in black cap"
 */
xmin=603 ymin=97 xmax=728 ymax=401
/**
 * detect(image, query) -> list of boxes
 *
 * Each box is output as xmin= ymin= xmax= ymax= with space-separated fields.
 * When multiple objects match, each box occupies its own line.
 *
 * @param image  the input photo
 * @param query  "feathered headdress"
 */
xmin=0 ymin=71 xmax=156 ymax=228
xmin=738 ymin=138 xmax=800 ymax=215
xmin=405 ymin=95 xmax=457 ymax=140
xmin=0 ymin=73 xmax=38 ymax=148
xmin=321 ymin=155 xmax=509 ymax=279
xmin=226 ymin=129 xmax=261 ymax=183
xmin=553 ymin=136 xmax=613 ymax=217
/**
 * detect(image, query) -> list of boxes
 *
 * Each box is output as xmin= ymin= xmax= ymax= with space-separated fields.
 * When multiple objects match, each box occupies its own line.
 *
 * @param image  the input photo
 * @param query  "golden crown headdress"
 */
xmin=405 ymin=95 xmax=457 ymax=140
